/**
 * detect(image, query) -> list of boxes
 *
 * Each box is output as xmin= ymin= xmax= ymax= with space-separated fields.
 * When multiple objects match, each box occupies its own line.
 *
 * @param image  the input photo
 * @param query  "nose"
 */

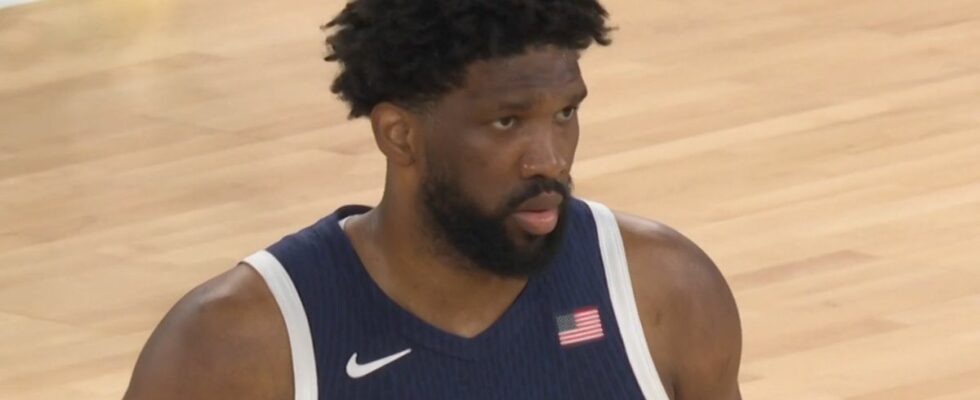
xmin=520 ymin=124 xmax=570 ymax=181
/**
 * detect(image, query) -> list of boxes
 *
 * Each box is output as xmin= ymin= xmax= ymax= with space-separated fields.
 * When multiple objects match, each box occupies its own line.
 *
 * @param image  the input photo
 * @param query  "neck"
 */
xmin=345 ymin=190 xmax=527 ymax=338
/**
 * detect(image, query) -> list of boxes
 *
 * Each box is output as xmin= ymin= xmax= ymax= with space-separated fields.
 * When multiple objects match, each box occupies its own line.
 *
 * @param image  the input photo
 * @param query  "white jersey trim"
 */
xmin=243 ymin=250 xmax=318 ymax=400
xmin=585 ymin=200 xmax=670 ymax=400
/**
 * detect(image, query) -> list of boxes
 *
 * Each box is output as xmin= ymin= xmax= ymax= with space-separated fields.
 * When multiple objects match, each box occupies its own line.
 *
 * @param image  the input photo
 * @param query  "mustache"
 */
xmin=504 ymin=177 xmax=573 ymax=212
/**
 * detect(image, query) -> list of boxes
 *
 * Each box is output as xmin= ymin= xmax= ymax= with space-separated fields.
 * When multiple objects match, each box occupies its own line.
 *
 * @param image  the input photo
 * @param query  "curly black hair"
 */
xmin=323 ymin=0 xmax=613 ymax=118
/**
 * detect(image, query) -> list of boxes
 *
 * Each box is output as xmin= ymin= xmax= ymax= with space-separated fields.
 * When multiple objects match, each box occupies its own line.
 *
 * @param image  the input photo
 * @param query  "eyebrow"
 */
xmin=495 ymin=89 xmax=589 ymax=112
xmin=569 ymin=89 xmax=589 ymax=106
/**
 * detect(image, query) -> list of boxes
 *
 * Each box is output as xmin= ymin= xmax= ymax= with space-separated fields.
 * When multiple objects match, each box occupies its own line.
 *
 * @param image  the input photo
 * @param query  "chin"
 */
xmin=516 ymin=231 xmax=550 ymax=248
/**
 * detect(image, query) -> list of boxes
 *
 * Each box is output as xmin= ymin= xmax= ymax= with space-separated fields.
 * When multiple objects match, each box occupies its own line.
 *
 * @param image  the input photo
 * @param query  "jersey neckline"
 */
xmin=324 ymin=204 xmax=541 ymax=360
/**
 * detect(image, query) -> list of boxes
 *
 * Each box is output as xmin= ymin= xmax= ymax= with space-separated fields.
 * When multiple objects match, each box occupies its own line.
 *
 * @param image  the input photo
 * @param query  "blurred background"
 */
xmin=2 ymin=0 xmax=979 ymax=399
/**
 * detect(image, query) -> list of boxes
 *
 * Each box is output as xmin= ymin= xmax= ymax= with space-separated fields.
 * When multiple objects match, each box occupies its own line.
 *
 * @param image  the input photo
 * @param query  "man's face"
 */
xmin=417 ymin=45 xmax=586 ymax=277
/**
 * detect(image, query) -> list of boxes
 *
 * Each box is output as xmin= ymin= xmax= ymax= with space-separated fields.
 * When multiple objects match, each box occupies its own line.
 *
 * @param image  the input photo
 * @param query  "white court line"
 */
xmin=0 ymin=0 xmax=38 ymax=10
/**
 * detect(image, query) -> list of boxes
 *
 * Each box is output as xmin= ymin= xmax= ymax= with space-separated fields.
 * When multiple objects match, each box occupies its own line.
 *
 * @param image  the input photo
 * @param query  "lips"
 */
xmin=512 ymin=192 xmax=564 ymax=235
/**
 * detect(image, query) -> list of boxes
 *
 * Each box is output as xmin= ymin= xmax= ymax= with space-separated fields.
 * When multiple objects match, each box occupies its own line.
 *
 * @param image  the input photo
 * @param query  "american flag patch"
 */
xmin=556 ymin=306 xmax=604 ymax=346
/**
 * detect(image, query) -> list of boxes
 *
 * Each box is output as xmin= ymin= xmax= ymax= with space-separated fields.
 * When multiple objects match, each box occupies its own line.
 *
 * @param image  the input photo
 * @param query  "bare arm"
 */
xmin=619 ymin=213 xmax=742 ymax=400
xmin=123 ymin=264 xmax=293 ymax=400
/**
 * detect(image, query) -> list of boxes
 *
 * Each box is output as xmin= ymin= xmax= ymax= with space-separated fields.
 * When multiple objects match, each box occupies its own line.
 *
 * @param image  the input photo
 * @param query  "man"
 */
xmin=124 ymin=0 xmax=742 ymax=399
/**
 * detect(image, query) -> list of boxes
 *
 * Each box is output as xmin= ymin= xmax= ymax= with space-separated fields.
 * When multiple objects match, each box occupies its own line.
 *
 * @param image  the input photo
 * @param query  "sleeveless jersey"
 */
xmin=243 ymin=198 xmax=669 ymax=399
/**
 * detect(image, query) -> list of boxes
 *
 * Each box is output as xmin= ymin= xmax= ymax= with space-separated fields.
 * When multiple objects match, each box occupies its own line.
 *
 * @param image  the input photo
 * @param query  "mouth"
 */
xmin=511 ymin=192 xmax=564 ymax=236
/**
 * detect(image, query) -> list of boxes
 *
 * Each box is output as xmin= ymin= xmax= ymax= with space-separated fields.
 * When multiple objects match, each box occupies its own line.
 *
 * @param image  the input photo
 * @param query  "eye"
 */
xmin=555 ymin=106 xmax=578 ymax=122
xmin=492 ymin=116 xmax=518 ymax=130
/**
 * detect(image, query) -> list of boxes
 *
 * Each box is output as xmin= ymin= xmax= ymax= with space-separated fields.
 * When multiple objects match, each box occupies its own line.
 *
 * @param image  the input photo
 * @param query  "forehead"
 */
xmin=459 ymin=46 xmax=584 ymax=98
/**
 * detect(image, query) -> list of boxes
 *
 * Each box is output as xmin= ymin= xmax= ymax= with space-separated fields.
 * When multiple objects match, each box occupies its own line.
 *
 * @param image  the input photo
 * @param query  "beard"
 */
xmin=420 ymin=169 xmax=572 ymax=278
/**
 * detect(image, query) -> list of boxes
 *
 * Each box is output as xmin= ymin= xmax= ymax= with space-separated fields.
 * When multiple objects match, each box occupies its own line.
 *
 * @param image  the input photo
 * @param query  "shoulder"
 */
xmin=614 ymin=212 xmax=733 ymax=309
xmin=613 ymin=211 xmax=742 ymax=399
xmin=124 ymin=264 xmax=293 ymax=400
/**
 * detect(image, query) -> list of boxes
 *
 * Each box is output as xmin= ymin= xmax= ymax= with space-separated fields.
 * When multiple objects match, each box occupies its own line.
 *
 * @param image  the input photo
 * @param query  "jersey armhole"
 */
xmin=243 ymin=250 xmax=319 ymax=400
xmin=584 ymin=200 xmax=670 ymax=400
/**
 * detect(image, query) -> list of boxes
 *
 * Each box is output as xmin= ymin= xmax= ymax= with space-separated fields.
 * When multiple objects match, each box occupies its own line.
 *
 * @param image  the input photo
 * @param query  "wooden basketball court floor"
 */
xmin=2 ymin=0 xmax=979 ymax=398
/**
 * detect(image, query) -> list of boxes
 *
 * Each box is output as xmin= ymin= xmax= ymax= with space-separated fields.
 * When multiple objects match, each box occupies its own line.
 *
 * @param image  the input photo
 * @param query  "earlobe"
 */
xmin=370 ymin=103 xmax=417 ymax=166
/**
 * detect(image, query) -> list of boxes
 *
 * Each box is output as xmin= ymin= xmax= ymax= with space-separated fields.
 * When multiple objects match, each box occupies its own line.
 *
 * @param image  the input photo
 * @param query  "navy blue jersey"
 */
xmin=244 ymin=198 xmax=669 ymax=399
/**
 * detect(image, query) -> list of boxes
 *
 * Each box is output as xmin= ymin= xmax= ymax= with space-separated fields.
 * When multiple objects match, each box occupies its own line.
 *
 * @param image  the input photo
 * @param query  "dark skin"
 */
xmin=124 ymin=46 xmax=741 ymax=400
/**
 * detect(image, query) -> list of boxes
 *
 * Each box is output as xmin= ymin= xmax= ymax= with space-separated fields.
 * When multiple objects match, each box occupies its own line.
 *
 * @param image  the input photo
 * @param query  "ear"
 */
xmin=370 ymin=102 xmax=420 ymax=166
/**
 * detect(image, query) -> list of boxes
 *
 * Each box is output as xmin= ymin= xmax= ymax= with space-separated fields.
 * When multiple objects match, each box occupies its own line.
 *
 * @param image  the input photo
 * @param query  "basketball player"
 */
xmin=124 ymin=1 xmax=741 ymax=399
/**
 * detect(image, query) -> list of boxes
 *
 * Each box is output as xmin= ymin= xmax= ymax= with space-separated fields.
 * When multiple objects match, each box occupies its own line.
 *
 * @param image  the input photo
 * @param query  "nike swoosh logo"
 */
xmin=346 ymin=348 xmax=412 ymax=379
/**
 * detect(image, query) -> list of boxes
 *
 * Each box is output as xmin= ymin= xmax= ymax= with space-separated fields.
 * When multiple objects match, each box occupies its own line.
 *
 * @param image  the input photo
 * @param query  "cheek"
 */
xmin=454 ymin=138 xmax=525 ymax=211
xmin=425 ymin=136 xmax=502 ymax=202
xmin=566 ymin=124 xmax=580 ymax=161
xmin=449 ymin=124 xmax=510 ymax=168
